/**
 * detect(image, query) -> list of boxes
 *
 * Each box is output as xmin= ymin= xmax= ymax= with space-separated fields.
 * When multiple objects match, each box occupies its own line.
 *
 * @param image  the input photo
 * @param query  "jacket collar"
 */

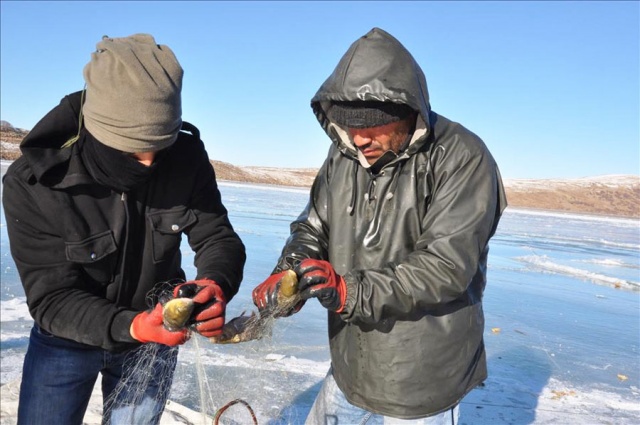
xmin=329 ymin=114 xmax=430 ymax=171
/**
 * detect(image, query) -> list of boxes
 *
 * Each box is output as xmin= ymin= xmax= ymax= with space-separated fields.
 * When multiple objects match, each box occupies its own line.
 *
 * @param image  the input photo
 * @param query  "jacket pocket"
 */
xmin=148 ymin=207 xmax=197 ymax=263
xmin=65 ymin=231 xmax=118 ymax=283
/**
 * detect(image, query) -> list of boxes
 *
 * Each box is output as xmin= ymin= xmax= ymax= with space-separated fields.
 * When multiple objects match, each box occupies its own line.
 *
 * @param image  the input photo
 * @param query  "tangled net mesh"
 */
xmin=100 ymin=280 xmax=326 ymax=424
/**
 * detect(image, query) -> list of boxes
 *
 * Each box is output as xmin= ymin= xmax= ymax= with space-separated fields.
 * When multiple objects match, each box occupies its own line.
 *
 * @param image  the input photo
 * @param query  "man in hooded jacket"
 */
xmin=2 ymin=34 xmax=245 ymax=424
xmin=252 ymin=28 xmax=507 ymax=423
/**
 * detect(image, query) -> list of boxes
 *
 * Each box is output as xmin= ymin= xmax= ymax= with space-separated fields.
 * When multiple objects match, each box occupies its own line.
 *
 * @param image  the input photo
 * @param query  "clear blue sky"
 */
xmin=1 ymin=1 xmax=638 ymax=179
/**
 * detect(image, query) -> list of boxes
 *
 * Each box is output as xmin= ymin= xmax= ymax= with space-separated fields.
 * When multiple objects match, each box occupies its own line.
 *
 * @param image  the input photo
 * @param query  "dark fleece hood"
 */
xmin=19 ymin=92 xmax=85 ymax=187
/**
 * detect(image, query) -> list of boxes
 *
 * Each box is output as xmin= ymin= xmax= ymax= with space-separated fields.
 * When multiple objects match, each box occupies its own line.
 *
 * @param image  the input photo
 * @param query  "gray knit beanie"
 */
xmin=328 ymin=101 xmax=414 ymax=129
xmin=82 ymin=34 xmax=183 ymax=153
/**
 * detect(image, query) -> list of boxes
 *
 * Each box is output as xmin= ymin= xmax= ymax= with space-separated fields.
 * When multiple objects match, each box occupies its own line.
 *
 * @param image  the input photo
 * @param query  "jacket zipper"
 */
xmin=115 ymin=192 xmax=130 ymax=305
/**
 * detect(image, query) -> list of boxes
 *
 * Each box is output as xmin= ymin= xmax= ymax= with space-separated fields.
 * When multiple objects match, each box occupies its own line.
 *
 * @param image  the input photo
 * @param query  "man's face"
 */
xmin=347 ymin=118 xmax=413 ymax=165
xmin=128 ymin=151 xmax=156 ymax=166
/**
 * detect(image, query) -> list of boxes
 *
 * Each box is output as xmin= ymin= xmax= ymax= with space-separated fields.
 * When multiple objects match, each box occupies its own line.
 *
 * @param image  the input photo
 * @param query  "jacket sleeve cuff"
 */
xmin=111 ymin=310 xmax=139 ymax=344
xmin=196 ymin=275 xmax=234 ymax=302
xmin=339 ymin=273 xmax=358 ymax=320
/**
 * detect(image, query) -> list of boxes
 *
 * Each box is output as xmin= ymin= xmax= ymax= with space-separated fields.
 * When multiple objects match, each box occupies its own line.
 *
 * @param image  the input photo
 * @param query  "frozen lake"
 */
xmin=1 ymin=161 xmax=639 ymax=424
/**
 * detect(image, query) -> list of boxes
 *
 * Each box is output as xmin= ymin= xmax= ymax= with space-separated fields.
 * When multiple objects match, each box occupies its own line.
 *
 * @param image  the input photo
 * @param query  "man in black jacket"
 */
xmin=252 ymin=28 xmax=506 ymax=424
xmin=2 ymin=34 xmax=246 ymax=424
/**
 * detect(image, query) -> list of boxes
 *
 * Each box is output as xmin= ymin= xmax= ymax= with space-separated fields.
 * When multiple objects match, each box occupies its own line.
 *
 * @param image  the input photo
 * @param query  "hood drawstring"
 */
xmin=381 ymin=159 xmax=404 ymax=206
xmin=382 ymin=132 xmax=412 ymax=204
xmin=386 ymin=166 xmax=401 ymax=203
xmin=366 ymin=174 xmax=377 ymax=201
xmin=61 ymin=86 xmax=86 ymax=149
xmin=347 ymin=159 xmax=406 ymax=215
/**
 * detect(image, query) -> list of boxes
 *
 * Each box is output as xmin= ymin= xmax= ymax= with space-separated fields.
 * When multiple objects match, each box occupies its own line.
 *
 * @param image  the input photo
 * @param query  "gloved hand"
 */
xmin=131 ymin=303 xmax=189 ymax=346
xmin=173 ymin=278 xmax=226 ymax=338
xmin=295 ymin=259 xmax=347 ymax=313
xmin=252 ymin=270 xmax=305 ymax=317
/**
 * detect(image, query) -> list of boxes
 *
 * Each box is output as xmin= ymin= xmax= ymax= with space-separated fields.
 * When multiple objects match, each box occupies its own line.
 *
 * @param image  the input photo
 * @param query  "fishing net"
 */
xmin=102 ymin=279 xmax=329 ymax=424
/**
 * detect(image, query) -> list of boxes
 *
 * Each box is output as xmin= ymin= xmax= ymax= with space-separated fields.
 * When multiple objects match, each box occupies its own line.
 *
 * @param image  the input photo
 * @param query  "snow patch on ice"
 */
xmin=516 ymin=255 xmax=640 ymax=290
xmin=0 ymin=298 xmax=31 ymax=322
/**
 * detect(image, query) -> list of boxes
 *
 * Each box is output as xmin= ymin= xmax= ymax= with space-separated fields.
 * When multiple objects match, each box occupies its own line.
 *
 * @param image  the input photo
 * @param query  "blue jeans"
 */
xmin=306 ymin=371 xmax=459 ymax=425
xmin=17 ymin=325 xmax=178 ymax=425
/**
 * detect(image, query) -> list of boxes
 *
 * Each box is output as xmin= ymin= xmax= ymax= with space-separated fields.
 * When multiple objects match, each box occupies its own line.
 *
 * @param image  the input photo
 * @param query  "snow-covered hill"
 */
xmin=503 ymin=175 xmax=639 ymax=218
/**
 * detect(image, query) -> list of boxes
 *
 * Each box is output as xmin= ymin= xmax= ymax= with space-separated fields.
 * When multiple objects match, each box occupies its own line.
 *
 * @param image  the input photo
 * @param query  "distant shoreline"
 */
xmin=216 ymin=179 xmax=640 ymax=223
xmin=1 ymin=159 xmax=638 ymax=219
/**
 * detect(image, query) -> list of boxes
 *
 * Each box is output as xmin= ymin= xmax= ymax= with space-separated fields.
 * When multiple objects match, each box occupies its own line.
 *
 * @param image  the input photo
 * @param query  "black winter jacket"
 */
xmin=275 ymin=28 xmax=507 ymax=418
xmin=2 ymin=91 xmax=246 ymax=352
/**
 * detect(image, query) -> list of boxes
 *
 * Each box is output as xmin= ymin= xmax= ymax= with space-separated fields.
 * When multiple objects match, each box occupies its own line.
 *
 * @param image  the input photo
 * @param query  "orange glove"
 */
xmin=252 ymin=271 xmax=305 ymax=317
xmin=296 ymin=259 xmax=347 ymax=313
xmin=130 ymin=303 xmax=189 ymax=346
xmin=172 ymin=279 xmax=226 ymax=338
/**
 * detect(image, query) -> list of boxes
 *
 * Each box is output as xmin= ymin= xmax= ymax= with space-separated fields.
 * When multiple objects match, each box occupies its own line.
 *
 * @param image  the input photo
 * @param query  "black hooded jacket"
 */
xmin=274 ymin=28 xmax=507 ymax=418
xmin=2 ymin=91 xmax=246 ymax=352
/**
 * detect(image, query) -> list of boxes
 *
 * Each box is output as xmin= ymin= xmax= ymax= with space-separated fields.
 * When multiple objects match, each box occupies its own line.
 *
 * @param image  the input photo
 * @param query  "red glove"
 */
xmin=131 ymin=303 xmax=189 ymax=346
xmin=173 ymin=278 xmax=226 ymax=338
xmin=295 ymin=259 xmax=347 ymax=313
xmin=252 ymin=271 xmax=305 ymax=317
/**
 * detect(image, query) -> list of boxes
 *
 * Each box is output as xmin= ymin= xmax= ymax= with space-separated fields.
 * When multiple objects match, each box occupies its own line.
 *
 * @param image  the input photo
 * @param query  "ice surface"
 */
xmin=1 ymin=175 xmax=639 ymax=424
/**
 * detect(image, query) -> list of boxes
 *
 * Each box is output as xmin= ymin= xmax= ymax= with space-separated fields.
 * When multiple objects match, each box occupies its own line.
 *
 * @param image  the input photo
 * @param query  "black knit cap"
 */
xmin=328 ymin=101 xmax=415 ymax=129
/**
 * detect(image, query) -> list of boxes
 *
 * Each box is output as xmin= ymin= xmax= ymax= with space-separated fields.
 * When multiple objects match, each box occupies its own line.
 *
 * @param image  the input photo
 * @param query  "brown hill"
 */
xmin=211 ymin=161 xmax=318 ymax=187
xmin=504 ymin=176 xmax=639 ymax=218
xmin=2 ymin=122 xmax=638 ymax=218
xmin=0 ymin=121 xmax=28 ymax=161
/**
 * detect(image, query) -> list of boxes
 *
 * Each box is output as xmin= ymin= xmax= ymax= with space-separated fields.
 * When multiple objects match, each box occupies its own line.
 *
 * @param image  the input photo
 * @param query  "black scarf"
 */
xmin=80 ymin=130 xmax=160 ymax=193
